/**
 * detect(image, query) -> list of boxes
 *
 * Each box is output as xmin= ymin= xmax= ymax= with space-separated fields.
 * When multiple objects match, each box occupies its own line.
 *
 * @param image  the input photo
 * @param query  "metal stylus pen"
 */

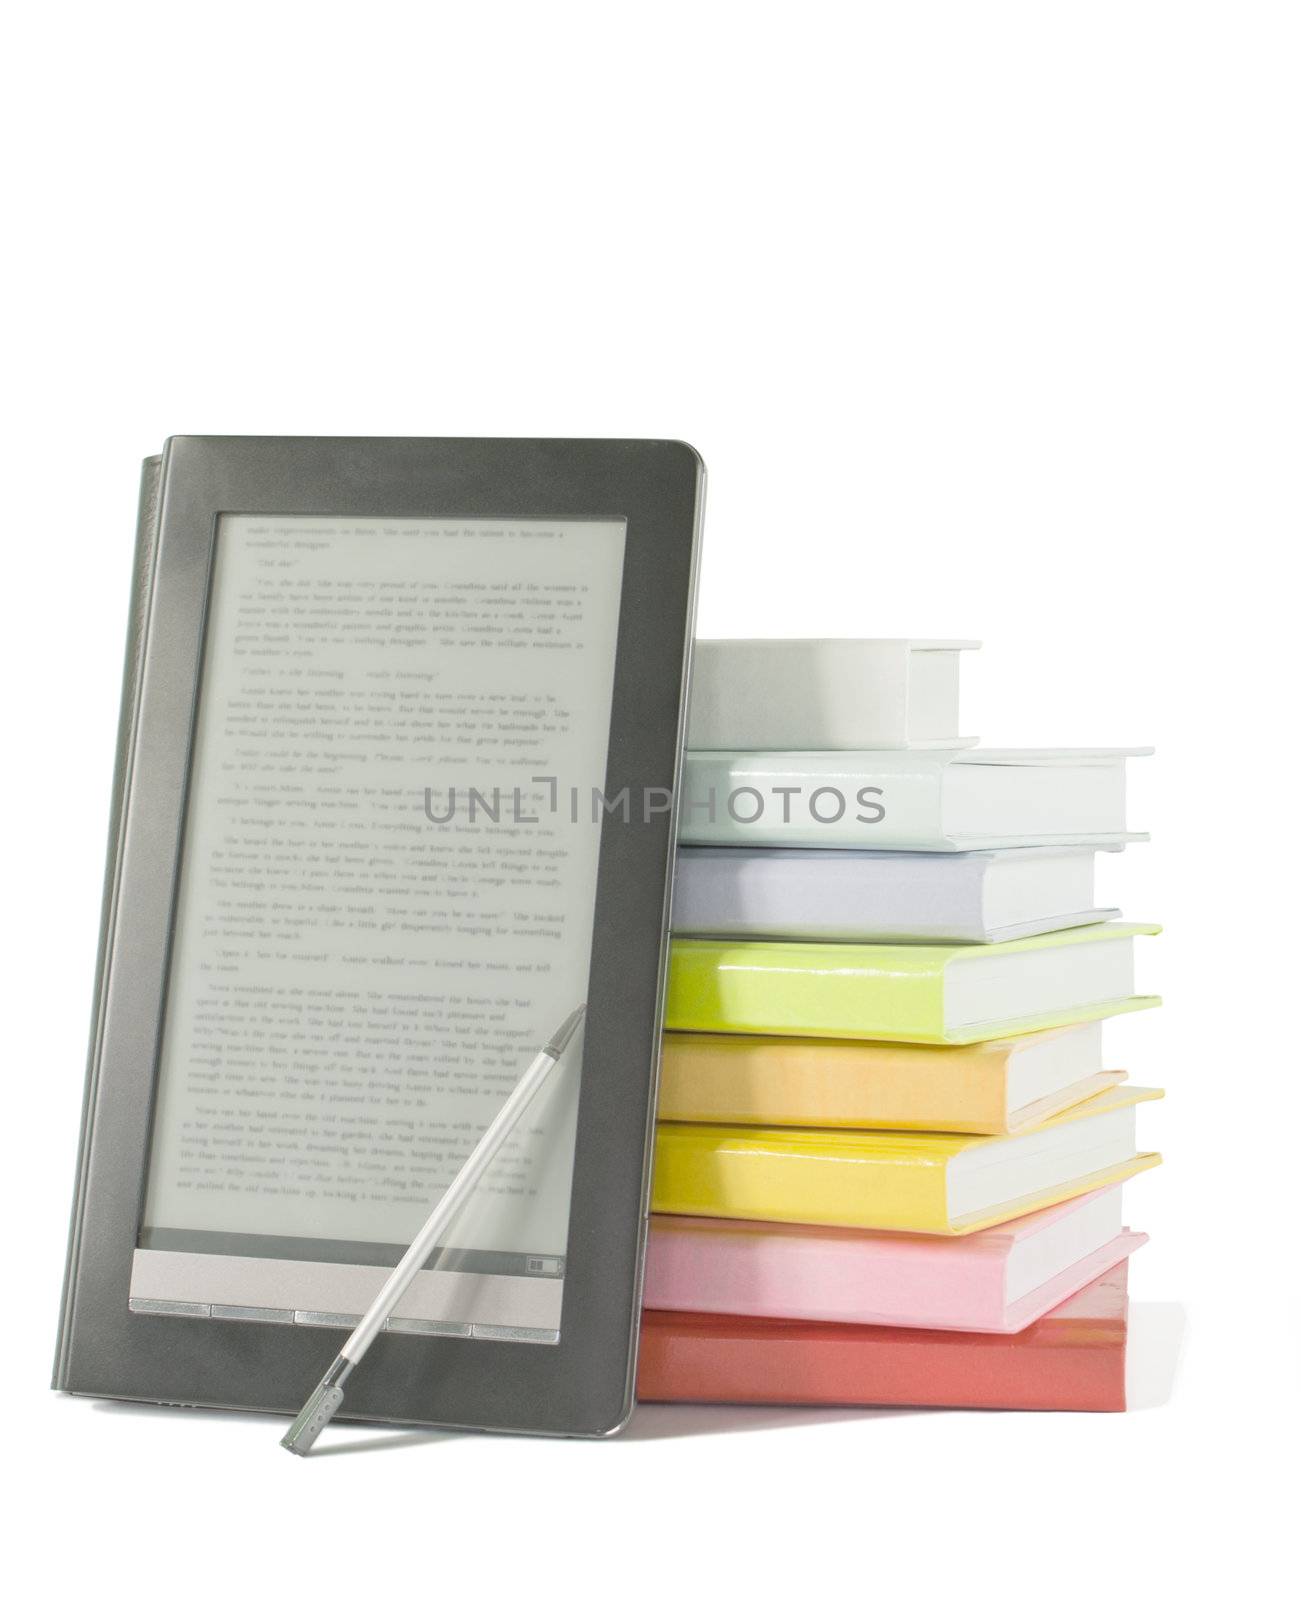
xmin=281 ymin=1002 xmax=586 ymax=1456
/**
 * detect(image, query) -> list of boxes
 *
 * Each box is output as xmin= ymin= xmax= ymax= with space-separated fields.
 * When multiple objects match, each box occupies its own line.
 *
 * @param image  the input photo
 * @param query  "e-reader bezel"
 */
xmin=54 ymin=436 xmax=704 ymax=1437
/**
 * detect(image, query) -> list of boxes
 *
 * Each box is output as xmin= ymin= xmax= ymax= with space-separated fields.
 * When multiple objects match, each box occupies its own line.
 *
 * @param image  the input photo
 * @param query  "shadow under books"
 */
xmin=82 ymin=1302 xmax=1186 ymax=1453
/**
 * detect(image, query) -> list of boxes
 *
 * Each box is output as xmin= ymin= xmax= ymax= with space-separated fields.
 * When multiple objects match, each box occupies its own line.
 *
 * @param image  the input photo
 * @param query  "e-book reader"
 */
xmin=54 ymin=436 xmax=704 ymax=1438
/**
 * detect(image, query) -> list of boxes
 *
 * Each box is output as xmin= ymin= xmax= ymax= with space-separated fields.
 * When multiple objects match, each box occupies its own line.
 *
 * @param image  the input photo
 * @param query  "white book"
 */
xmin=672 ymin=845 xmax=1120 ymax=943
xmin=679 ymin=747 xmax=1150 ymax=851
xmin=686 ymin=638 xmax=980 ymax=751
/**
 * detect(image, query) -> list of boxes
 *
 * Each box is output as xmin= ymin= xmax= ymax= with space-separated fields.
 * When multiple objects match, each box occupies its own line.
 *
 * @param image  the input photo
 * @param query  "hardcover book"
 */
xmin=651 ymin=1083 xmax=1162 ymax=1234
xmin=672 ymin=844 xmax=1119 ymax=943
xmin=685 ymin=638 xmax=979 ymax=751
xmin=679 ymin=747 xmax=1149 ymax=851
xmin=657 ymin=1020 xmax=1122 ymax=1134
xmin=644 ymin=1186 xmax=1145 ymax=1332
xmin=636 ymin=1259 xmax=1134 ymax=1411
xmin=665 ymin=922 xmax=1160 ymax=1045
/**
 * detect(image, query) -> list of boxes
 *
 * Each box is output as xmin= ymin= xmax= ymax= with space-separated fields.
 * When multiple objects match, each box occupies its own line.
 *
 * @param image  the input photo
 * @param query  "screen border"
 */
xmin=54 ymin=436 xmax=704 ymax=1437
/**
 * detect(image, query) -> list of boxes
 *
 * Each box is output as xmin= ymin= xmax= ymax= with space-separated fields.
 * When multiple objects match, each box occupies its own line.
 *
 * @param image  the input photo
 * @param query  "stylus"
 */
xmin=281 ymin=1002 xmax=587 ymax=1457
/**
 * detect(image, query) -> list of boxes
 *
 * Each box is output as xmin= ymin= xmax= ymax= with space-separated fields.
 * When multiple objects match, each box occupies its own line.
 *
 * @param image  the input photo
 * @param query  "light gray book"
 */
xmin=686 ymin=638 xmax=979 ymax=750
xmin=679 ymin=747 xmax=1150 ymax=850
xmin=671 ymin=845 xmax=1121 ymax=943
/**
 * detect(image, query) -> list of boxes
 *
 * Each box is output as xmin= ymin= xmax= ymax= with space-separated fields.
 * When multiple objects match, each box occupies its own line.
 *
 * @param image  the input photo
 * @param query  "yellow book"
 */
xmin=651 ymin=1084 xmax=1162 ymax=1235
xmin=665 ymin=922 xmax=1160 ymax=1045
xmin=657 ymin=1022 xmax=1125 ymax=1135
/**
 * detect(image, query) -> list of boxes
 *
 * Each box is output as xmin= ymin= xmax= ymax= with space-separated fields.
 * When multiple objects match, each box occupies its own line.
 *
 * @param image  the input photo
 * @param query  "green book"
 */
xmin=665 ymin=923 xmax=1159 ymax=1046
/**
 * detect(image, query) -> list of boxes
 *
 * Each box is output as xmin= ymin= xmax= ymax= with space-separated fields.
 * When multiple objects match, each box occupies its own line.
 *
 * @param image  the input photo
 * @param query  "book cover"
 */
xmin=679 ymin=746 xmax=1150 ymax=851
xmin=657 ymin=1023 xmax=1124 ymax=1134
xmin=636 ymin=1259 xmax=1133 ymax=1411
xmin=671 ymin=844 xmax=1118 ymax=944
xmin=685 ymin=638 xmax=979 ymax=752
xmin=665 ymin=922 xmax=1160 ymax=1045
xmin=643 ymin=1189 xmax=1147 ymax=1332
xmin=651 ymin=1084 xmax=1162 ymax=1233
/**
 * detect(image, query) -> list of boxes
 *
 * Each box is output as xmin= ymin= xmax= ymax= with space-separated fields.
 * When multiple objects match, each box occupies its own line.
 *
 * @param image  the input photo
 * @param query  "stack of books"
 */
xmin=639 ymin=639 xmax=1161 ymax=1412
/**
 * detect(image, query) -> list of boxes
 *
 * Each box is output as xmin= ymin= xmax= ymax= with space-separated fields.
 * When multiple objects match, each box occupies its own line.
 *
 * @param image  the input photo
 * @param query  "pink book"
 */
xmin=644 ymin=1185 xmax=1145 ymax=1334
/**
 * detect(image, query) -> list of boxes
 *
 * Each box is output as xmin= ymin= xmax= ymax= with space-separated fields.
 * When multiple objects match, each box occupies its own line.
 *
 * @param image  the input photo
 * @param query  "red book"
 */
xmin=637 ymin=1260 xmax=1129 ymax=1412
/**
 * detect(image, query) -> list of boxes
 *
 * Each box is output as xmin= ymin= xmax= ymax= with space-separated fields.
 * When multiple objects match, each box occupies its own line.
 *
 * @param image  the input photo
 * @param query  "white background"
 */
xmin=4 ymin=3 xmax=1296 ymax=1594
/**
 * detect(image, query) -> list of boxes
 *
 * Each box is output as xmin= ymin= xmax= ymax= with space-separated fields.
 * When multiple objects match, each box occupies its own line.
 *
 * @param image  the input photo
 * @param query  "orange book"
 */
xmin=658 ymin=1021 xmax=1122 ymax=1135
xmin=637 ymin=1260 xmax=1132 ymax=1411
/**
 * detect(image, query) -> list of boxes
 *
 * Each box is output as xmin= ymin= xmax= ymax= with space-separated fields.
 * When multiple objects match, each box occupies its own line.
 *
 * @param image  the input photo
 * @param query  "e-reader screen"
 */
xmin=132 ymin=514 xmax=627 ymax=1343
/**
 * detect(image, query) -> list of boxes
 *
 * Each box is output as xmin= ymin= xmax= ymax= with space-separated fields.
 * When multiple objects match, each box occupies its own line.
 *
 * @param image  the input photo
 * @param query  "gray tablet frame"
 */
xmin=54 ymin=436 xmax=704 ymax=1437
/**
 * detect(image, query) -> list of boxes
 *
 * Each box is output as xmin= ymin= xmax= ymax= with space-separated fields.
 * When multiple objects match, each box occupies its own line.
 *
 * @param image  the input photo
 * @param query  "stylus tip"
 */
xmin=543 ymin=1004 xmax=587 ymax=1059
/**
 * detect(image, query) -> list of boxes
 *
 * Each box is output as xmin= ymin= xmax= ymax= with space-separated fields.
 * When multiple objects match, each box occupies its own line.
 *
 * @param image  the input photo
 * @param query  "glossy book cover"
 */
xmin=665 ymin=922 xmax=1160 ymax=1045
xmin=651 ymin=1084 xmax=1162 ymax=1233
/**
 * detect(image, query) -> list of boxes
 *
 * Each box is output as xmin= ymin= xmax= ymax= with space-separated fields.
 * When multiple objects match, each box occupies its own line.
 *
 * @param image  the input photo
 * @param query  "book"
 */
xmin=686 ymin=638 xmax=979 ymax=751
xmin=651 ymin=1083 xmax=1161 ymax=1233
xmin=672 ymin=843 xmax=1119 ymax=943
xmin=636 ymin=1259 xmax=1133 ymax=1410
xmin=679 ymin=747 xmax=1149 ymax=850
xmin=666 ymin=922 xmax=1159 ymax=1045
xmin=644 ymin=1186 xmax=1146 ymax=1332
xmin=657 ymin=1020 xmax=1123 ymax=1134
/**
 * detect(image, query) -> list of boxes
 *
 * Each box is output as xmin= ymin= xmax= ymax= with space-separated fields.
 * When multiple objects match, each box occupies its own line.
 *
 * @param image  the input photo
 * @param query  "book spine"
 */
xmin=651 ymin=1125 xmax=951 ymax=1230
xmin=686 ymin=640 xmax=911 ymax=750
xmin=53 ymin=457 xmax=163 ymax=1388
xmin=671 ymin=847 xmax=989 ymax=942
xmin=665 ymin=940 xmax=949 ymax=1043
xmin=657 ymin=1034 xmax=1011 ymax=1132
xmin=679 ymin=753 xmax=950 ymax=850
xmin=642 ymin=1220 xmax=1007 ymax=1328
xmin=636 ymin=1311 xmax=1127 ymax=1410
